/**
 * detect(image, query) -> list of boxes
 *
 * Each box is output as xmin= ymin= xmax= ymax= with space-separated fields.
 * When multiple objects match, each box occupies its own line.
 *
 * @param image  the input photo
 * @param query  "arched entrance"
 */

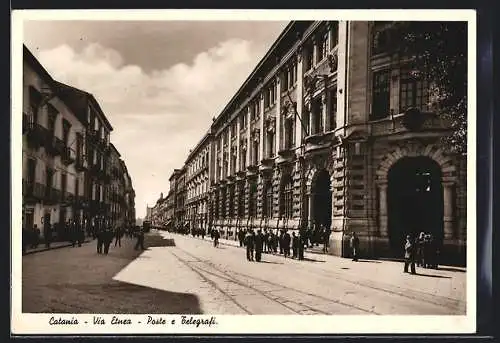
xmin=387 ymin=157 xmax=444 ymax=256
xmin=311 ymin=169 xmax=332 ymax=229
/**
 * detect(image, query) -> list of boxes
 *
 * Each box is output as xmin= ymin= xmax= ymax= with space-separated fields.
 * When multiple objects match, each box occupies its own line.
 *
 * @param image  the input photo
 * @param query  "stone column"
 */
xmin=295 ymin=53 xmax=304 ymax=146
xmin=228 ymin=126 xmax=232 ymax=177
xmin=378 ymin=182 xmax=388 ymax=237
xmin=236 ymin=115 xmax=241 ymax=173
xmin=259 ymin=94 xmax=265 ymax=162
xmin=322 ymin=93 xmax=328 ymax=132
xmin=443 ymin=182 xmax=454 ymax=239
xmin=246 ymin=107 xmax=251 ymax=167
xmin=308 ymin=192 xmax=314 ymax=228
xmin=276 ymin=77 xmax=282 ymax=151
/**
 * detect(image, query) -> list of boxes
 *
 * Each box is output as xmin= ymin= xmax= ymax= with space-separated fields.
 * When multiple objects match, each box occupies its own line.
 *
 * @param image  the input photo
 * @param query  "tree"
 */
xmin=391 ymin=21 xmax=468 ymax=155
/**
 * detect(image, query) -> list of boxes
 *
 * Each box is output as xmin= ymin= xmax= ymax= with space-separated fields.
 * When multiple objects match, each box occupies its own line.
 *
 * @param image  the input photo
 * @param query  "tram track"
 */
xmin=170 ymin=247 xmax=378 ymax=315
xmin=182 ymin=234 xmax=464 ymax=313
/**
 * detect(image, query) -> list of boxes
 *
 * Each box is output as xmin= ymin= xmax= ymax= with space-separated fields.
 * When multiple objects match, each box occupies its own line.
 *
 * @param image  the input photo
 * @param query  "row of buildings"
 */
xmin=22 ymin=45 xmax=136 ymax=239
xmin=148 ymin=21 xmax=467 ymax=263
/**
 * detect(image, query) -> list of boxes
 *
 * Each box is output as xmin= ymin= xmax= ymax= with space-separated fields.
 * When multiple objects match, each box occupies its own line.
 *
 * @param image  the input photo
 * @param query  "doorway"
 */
xmin=387 ymin=157 xmax=443 ymax=256
xmin=312 ymin=169 xmax=332 ymax=229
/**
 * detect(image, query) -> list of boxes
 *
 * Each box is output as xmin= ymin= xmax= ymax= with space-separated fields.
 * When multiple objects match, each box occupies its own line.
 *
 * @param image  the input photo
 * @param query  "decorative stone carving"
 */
xmin=327 ymin=52 xmax=338 ymax=72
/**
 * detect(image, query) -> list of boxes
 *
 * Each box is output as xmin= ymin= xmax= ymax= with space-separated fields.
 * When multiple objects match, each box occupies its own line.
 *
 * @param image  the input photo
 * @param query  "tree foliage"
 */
xmin=392 ymin=21 xmax=468 ymax=155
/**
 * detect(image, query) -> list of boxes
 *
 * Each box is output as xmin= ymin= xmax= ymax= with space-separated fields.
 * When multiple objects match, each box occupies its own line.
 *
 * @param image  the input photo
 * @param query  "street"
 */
xmin=23 ymin=230 xmax=466 ymax=315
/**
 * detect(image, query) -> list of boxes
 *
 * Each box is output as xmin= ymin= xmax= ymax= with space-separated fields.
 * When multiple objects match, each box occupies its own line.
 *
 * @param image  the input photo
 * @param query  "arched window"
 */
xmin=280 ymin=175 xmax=294 ymax=218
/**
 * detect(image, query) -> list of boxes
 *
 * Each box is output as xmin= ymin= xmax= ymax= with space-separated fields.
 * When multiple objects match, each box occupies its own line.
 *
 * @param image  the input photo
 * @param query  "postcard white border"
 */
xmin=11 ymin=9 xmax=477 ymax=335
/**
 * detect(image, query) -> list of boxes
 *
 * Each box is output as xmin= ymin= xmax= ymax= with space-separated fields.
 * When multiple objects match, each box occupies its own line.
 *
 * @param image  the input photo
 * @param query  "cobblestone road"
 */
xmin=22 ymin=230 xmax=466 ymax=315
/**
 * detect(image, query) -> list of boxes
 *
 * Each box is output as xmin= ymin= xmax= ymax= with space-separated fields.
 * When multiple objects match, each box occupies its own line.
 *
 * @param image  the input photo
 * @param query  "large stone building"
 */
xmin=22 ymin=45 xmax=136 ymax=238
xmin=185 ymin=132 xmax=211 ymax=234
xmin=161 ymin=21 xmax=467 ymax=264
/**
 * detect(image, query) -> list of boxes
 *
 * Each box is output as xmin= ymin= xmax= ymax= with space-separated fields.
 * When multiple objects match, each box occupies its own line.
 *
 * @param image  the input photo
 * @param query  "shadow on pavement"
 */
xmin=414 ymin=273 xmax=452 ymax=279
xmin=258 ymin=260 xmax=282 ymax=265
xmin=302 ymin=257 xmax=326 ymax=263
xmin=145 ymin=233 xmax=176 ymax=248
xmin=435 ymin=266 xmax=466 ymax=273
xmin=356 ymin=259 xmax=383 ymax=264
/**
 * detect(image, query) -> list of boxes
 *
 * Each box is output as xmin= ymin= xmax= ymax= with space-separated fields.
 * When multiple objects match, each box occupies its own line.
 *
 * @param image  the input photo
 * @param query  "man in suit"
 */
xmin=404 ymin=234 xmax=417 ymax=274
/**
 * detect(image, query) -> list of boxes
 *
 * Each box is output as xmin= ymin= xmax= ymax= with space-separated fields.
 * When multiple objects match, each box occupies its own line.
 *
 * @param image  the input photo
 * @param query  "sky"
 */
xmin=23 ymin=20 xmax=288 ymax=219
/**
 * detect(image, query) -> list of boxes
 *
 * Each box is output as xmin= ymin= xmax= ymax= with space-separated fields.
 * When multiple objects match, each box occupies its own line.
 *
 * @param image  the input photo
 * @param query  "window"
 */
xmin=47 ymin=105 xmax=57 ymax=135
xmin=284 ymin=118 xmax=294 ymax=149
xmin=46 ymin=168 xmax=54 ymax=188
xmin=61 ymin=173 xmax=67 ymax=196
xmin=371 ymin=69 xmax=391 ymax=120
xmin=249 ymin=182 xmax=257 ymax=218
xmin=317 ymin=31 xmax=329 ymax=63
xmin=267 ymin=131 xmax=275 ymax=158
xmin=280 ymin=176 xmax=293 ymax=218
xmin=28 ymin=87 xmax=42 ymax=124
xmin=27 ymin=159 xmax=36 ymax=184
xmin=330 ymin=22 xmax=339 ymax=48
xmin=399 ymin=66 xmax=430 ymax=112
xmin=372 ymin=22 xmax=393 ymax=55
xmin=304 ymin=45 xmax=314 ymax=71
xmin=240 ymin=147 xmax=246 ymax=170
xmin=253 ymin=141 xmax=259 ymax=165
xmin=62 ymin=120 xmax=70 ymax=145
xmin=240 ymin=112 xmax=247 ymax=129
xmin=228 ymin=184 xmax=235 ymax=217
xmin=330 ymin=88 xmax=338 ymax=131
xmin=281 ymin=69 xmax=289 ymax=92
xmin=237 ymin=181 xmax=245 ymax=217
xmin=311 ymin=98 xmax=323 ymax=135
xmin=263 ymin=181 xmax=273 ymax=218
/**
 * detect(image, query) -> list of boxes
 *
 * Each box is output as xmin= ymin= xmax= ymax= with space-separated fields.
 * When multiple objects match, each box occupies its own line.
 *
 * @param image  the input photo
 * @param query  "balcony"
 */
xmin=24 ymin=120 xmax=48 ymax=149
xmin=44 ymin=186 xmax=61 ymax=205
xmin=259 ymin=157 xmax=274 ymax=172
xmin=87 ymin=129 xmax=99 ymax=142
xmin=22 ymin=180 xmax=45 ymax=202
xmin=304 ymin=132 xmax=332 ymax=156
xmin=61 ymin=147 xmax=76 ymax=166
xmin=75 ymin=157 xmax=88 ymax=171
xmin=276 ymin=147 xmax=295 ymax=164
xmin=45 ymin=135 xmax=65 ymax=157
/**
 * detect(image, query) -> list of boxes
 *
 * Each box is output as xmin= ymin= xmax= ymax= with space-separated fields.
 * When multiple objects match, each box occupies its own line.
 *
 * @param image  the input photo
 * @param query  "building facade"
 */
xmin=22 ymin=46 xmax=87 ymax=238
xmin=166 ymin=21 xmax=467 ymax=263
xmin=184 ymin=132 xmax=211 ymax=234
xmin=22 ymin=45 xmax=136 ymax=238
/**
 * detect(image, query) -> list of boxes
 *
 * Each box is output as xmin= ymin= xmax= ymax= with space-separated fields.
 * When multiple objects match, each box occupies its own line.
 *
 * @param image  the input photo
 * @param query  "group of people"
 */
xmin=96 ymin=225 xmax=146 ymax=255
xmin=404 ymin=232 xmax=440 ymax=274
xmin=22 ymin=221 xmax=86 ymax=253
xmin=234 ymin=228 xmax=311 ymax=262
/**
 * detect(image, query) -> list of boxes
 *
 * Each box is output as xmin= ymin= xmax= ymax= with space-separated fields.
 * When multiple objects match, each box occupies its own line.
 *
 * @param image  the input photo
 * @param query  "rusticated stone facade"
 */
xmin=163 ymin=21 xmax=467 ymax=265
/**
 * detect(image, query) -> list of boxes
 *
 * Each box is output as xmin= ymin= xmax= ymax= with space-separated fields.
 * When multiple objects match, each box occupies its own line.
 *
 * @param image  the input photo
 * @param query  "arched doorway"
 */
xmin=387 ymin=157 xmax=444 ymax=256
xmin=311 ymin=169 xmax=332 ymax=229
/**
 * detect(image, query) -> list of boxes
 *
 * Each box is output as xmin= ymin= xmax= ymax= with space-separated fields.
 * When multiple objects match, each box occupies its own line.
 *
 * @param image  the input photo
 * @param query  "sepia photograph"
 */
xmin=11 ymin=9 xmax=476 ymax=335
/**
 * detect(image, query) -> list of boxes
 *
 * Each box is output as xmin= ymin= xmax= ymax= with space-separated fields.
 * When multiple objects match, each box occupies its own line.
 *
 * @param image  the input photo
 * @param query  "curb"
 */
xmin=23 ymin=239 xmax=92 ymax=256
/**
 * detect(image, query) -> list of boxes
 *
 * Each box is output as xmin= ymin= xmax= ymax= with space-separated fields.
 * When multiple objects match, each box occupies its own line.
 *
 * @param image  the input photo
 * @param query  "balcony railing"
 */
xmin=61 ymin=147 xmax=76 ymax=165
xmin=22 ymin=180 xmax=45 ymax=201
xmin=44 ymin=186 xmax=61 ymax=204
xmin=75 ymin=157 xmax=88 ymax=171
xmin=24 ymin=119 xmax=48 ymax=149
xmin=45 ymin=135 xmax=65 ymax=156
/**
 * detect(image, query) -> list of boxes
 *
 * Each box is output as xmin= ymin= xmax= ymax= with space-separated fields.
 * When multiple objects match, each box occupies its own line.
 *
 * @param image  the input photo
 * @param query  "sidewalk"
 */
xmin=23 ymin=238 xmax=93 ymax=256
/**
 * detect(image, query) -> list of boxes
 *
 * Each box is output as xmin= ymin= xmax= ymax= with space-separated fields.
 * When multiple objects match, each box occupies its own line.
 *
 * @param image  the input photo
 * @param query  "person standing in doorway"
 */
xmin=350 ymin=232 xmax=359 ymax=261
xmin=404 ymin=234 xmax=417 ymax=274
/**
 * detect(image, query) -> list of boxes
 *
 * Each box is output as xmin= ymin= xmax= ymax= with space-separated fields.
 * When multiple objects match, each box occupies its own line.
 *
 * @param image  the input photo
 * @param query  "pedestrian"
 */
xmin=282 ymin=230 xmax=291 ymax=258
xmin=96 ymin=226 xmax=104 ymax=254
xmin=77 ymin=222 xmax=84 ymax=247
xmin=298 ymin=230 xmax=305 ymax=260
xmin=263 ymin=229 xmax=268 ymax=253
xmin=350 ymin=232 xmax=359 ymax=261
xmin=201 ymin=228 xmax=205 ymax=240
xmin=213 ymin=229 xmax=220 ymax=247
xmin=103 ymin=227 xmax=113 ymax=254
xmin=237 ymin=229 xmax=244 ymax=247
xmin=244 ymin=230 xmax=254 ymax=261
xmin=292 ymin=232 xmax=299 ymax=258
xmin=416 ymin=231 xmax=426 ymax=267
xmin=43 ymin=222 xmax=52 ymax=248
xmin=255 ymin=230 xmax=263 ymax=262
xmin=323 ymin=226 xmax=331 ymax=253
xmin=114 ymin=226 xmax=122 ymax=247
xmin=404 ymin=234 xmax=417 ymax=274
xmin=134 ymin=227 xmax=145 ymax=250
